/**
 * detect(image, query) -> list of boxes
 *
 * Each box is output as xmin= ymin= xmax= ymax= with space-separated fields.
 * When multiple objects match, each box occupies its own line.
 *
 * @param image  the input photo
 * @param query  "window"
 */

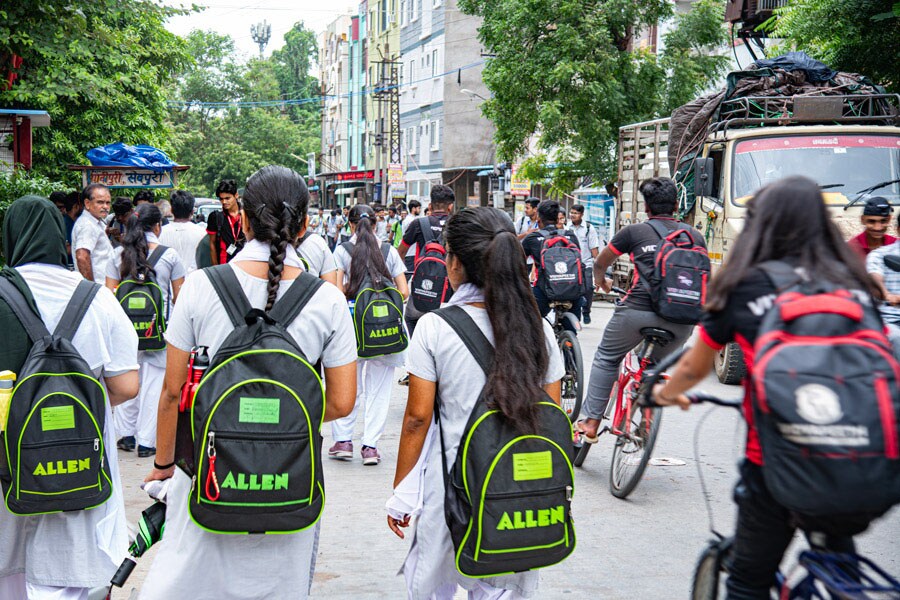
xmin=423 ymin=52 xmax=430 ymax=70
xmin=407 ymin=127 xmax=417 ymax=155
xmin=430 ymin=120 xmax=440 ymax=151
xmin=408 ymin=60 xmax=415 ymax=85
xmin=400 ymin=0 xmax=408 ymax=25
xmin=422 ymin=122 xmax=430 ymax=153
xmin=431 ymin=49 xmax=438 ymax=77
xmin=413 ymin=0 xmax=421 ymax=21
xmin=433 ymin=0 xmax=441 ymax=6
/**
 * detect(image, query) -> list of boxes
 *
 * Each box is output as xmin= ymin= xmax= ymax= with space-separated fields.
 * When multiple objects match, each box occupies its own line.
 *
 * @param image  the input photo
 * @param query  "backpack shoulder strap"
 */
xmin=204 ymin=265 xmax=254 ymax=328
xmin=434 ymin=305 xmax=493 ymax=376
xmin=645 ymin=218 xmax=673 ymax=240
xmin=341 ymin=241 xmax=355 ymax=255
xmin=380 ymin=242 xmax=391 ymax=261
xmin=54 ymin=280 xmax=101 ymax=341
xmin=420 ymin=216 xmax=436 ymax=244
xmin=148 ymin=245 xmax=167 ymax=268
xmin=299 ymin=230 xmax=312 ymax=245
xmin=268 ymin=272 xmax=324 ymax=327
xmin=0 ymin=277 xmax=50 ymax=342
xmin=757 ymin=260 xmax=804 ymax=292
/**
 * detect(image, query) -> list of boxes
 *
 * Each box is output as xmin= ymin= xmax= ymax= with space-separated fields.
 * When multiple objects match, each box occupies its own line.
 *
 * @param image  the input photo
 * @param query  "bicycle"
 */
xmin=548 ymin=300 xmax=583 ymax=423
xmin=572 ymin=287 xmax=673 ymax=499
xmin=638 ymin=352 xmax=900 ymax=600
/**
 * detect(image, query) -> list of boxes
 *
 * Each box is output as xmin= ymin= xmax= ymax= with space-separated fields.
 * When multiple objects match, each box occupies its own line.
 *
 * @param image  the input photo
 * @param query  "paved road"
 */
xmin=114 ymin=302 xmax=899 ymax=598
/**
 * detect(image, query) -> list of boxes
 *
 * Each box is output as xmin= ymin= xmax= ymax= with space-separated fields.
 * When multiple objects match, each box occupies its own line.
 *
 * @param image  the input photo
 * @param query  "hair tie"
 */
xmin=358 ymin=213 xmax=371 ymax=220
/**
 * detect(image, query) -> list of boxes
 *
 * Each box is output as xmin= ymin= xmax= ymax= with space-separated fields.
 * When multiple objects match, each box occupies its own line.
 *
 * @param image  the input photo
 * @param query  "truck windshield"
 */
xmin=732 ymin=134 xmax=900 ymax=205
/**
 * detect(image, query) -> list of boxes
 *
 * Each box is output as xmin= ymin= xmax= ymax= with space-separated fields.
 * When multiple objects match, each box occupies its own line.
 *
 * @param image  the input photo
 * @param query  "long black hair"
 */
xmin=707 ymin=175 xmax=880 ymax=311
xmin=242 ymin=165 xmax=309 ymax=311
xmin=444 ymin=207 xmax=548 ymax=433
xmin=345 ymin=204 xmax=392 ymax=299
xmin=120 ymin=203 xmax=162 ymax=281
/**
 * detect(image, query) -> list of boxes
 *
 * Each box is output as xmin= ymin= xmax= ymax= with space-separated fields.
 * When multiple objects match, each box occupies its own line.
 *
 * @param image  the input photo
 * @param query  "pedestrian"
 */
xmin=159 ymin=189 xmax=208 ymax=273
xmin=402 ymin=199 xmax=422 ymax=277
xmin=866 ymin=208 xmax=900 ymax=328
xmin=848 ymin=197 xmax=896 ymax=258
xmin=569 ymin=204 xmax=601 ymax=323
xmin=140 ymin=165 xmax=356 ymax=600
xmin=296 ymin=207 xmax=340 ymax=287
xmin=515 ymin=197 xmax=541 ymax=240
xmin=108 ymin=196 xmax=134 ymax=247
xmin=374 ymin=204 xmax=389 ymax=243
xmin=0 ymin=195 xmax=139 ymax=600
xmin=388 ymin=206 xmax=563 ymax=599
xmin=329 ymin=204 xmax=409 ymax=465
xmin=72 ymin=183 xmax=115 ymax=283
xmin=106 ymin=203 xmax=186 ymax=458
xmin=206 ymin=179 xmax=245 ymax=265
xmin=326 ymin=208 xmax=345 ymax=251
xmin=133 ymin=190 xmax=154 ymax=206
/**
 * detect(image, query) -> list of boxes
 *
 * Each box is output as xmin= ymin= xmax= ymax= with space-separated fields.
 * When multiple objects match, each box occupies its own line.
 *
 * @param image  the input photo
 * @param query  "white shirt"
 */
xmin=159 ymin=220 xmax=208 ymax=273
xmin=0 ymin=263 xmax=138 ymax=588
xmin=570 ymin=221 xmax=601 ymax=266
xmin=297 ymin=232 xmax=338 ymax=278
xmin=402 ymin=213 xmax=418 ymax=259
xmin=72 ymin=212 xmax=114 ymax=284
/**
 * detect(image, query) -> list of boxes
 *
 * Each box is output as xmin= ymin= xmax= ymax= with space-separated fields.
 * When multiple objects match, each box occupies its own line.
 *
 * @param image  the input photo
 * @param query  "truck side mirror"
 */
xmin=694 ymin=158 xmax=715 ymax=198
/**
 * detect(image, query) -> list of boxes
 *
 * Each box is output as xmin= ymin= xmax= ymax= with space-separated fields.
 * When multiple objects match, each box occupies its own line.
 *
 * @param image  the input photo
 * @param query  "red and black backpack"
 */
xmin=640 ymin=220 xmax=710 ymax=325
xmin=536 ymin=228 xmax=583 ymax=302
xmin=409 ymin=216 xmax=453 ymax=312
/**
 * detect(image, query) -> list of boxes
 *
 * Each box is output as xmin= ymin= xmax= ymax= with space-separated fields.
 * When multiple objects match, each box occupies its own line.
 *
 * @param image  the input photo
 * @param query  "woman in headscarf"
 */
xmin=0 ymin=195 xmax=139 ymax=600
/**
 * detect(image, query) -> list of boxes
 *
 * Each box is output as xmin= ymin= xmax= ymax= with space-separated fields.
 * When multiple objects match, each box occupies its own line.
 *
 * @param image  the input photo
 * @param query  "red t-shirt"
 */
xmin=207 ymin=210 xmax=244 ymax=264
xmin=848 ymin=231 xmax=897 ymax=257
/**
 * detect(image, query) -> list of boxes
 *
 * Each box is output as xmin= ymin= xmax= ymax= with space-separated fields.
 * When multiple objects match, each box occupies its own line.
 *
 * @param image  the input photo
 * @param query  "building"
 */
xmin=319 ymin=15 xmax=352 ymax=175
xmin=365 ymin=0 xmax=401 ymax=203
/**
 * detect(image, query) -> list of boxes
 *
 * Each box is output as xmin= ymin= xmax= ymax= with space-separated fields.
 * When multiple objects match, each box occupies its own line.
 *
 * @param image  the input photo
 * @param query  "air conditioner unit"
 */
xmin=725 ymin=0 xmax=789 ymax=27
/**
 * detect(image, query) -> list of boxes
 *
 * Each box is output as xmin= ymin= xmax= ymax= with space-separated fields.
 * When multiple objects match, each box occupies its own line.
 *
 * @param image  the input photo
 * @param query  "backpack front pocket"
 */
xmin=18 ymin=436 xmax=104 ymax=500
xmin=478 ymin=486 xmax=572 ymax=558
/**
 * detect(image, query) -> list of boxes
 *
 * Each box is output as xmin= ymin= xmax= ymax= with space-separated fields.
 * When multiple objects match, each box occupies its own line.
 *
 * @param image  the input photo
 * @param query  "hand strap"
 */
xmin=147 ymin=245 xmax=167 ymax=268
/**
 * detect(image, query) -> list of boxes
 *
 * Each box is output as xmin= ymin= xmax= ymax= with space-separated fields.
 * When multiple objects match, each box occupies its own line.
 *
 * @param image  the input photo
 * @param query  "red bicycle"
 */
xmin=574 ymin=294 xmax=674 ymax=498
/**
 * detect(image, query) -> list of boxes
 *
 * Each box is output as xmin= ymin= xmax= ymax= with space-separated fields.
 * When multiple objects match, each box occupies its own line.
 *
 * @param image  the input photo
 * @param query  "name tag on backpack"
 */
xmin=41 ymin=406 xmax=75 ymax=431
xmin=513 ymin=451 xmax=553 ymax=481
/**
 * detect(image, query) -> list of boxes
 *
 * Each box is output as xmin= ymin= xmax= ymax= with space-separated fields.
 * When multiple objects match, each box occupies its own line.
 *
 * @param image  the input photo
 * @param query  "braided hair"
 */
xmin=241 ymin=166 xmax=309 ymax=311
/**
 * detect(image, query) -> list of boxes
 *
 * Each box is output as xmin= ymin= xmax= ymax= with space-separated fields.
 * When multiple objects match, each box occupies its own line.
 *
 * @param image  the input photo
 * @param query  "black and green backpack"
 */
xmin=188 ymin=265 xmax=326 ymax=534
xmin=0 ymin=278 xmax=112 ymax=515
xmin=343 ymin=241 xmax=408 ymax=359
xmin=115 ymin=245 xmax=169 ymax=351
xmin=435 ymin=305 xmax=576 ymax=577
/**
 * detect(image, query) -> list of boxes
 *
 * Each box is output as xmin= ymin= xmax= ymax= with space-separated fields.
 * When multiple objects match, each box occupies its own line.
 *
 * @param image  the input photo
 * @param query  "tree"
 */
xmin=767 ymin=0 xmax=899 ymax=92
xmin=458 ymin=0 xmax=729 ymax=183
xmin=271 ymin=22 xmax=320 ymax=125
xmin=0 ymin=0 xmax=192 ymax=184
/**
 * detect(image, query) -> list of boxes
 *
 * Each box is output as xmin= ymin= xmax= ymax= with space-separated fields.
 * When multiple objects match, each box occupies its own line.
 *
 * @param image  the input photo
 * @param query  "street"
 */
xmin=114 ymin=302 xmax=900 ymax=599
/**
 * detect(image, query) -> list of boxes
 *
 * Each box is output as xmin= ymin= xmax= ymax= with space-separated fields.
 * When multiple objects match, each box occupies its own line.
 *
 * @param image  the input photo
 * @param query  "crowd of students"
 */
xmin=0 ymin=167 xmax=897 ymax=600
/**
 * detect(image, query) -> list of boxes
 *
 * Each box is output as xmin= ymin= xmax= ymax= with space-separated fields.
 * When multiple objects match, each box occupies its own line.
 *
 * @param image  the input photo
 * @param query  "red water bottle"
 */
xmin=179 ymin=346 xmax=209 ymax=413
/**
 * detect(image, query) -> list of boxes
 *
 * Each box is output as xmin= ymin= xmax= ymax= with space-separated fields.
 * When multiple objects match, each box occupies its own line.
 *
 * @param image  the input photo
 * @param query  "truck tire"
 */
xmin=714 ymin=342 xmax=745 ymax=385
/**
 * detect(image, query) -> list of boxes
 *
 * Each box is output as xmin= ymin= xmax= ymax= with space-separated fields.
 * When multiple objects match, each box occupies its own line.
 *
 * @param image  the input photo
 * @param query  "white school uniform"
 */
xmin=105 ymin=237 xmax=186 ymax=449
xmin=331 ymin=238 xmax=407 ymax=447
xmin=297 ymin=232 xmax=338 ymax=278
xmin=139 ymin=260 xmax=356 ymax=600
xmin=0 ymin=264 xmax=138 ymax=596
xmin=401 ymin=304 xmax=564 ymax=599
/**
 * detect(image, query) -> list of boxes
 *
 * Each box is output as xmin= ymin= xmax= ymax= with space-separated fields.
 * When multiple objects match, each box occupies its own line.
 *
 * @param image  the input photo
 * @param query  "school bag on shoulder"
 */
xmin=0 ymin=278 xmax=112 ymax=515
xmin=434 ymin=305 xmax=576 ymax=577
xmin=188 ymin=265 xmax=326 ymax=534
xmin=410 ymin=216 xmax=453 ymax=312
xmin=640 ymin=220 xmax=710 ymax=325
xmin=116 ymin=246 xmax=169 ymax=351
xmin=752 ymin=261 xmax=900 ymax=522
xmin=536 ymin=228 xmax=583 ymax=302
xmin=343 ymin=241 xmax=408 ymax=359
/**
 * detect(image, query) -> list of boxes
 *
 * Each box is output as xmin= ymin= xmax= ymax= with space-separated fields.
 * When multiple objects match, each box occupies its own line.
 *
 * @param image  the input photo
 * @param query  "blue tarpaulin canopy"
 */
xmin=86 ymin=142 xmax=177 ymax=172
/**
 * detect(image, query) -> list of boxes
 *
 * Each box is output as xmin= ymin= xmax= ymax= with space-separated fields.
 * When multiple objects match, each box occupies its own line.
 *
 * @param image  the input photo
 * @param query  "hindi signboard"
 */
xmin=68 ymin=166 xmax=189 ymax=189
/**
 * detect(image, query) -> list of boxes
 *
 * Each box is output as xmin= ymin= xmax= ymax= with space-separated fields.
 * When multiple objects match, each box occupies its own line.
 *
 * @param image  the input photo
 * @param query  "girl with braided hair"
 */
xmin=141 ymin=166 xmax=357 ymax=599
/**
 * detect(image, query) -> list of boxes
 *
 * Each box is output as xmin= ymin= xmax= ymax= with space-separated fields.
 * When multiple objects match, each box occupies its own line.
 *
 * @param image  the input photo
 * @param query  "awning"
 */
xmin=335 ymin=187 xmax=364 ymax=195
xmin=0 ymin=109 xmax=51 ymax=128
xmin=476 ymin=169 xmax=493 ymax=177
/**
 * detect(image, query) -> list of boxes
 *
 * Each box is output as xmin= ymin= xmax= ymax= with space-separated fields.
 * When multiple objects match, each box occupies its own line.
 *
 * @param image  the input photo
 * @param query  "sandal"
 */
xmin=574 ymin=420 xmax=600 ymax=444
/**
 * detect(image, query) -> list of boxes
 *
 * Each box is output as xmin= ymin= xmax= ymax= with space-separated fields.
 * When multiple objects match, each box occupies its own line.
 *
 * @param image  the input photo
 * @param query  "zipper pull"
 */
xmin=94 ymin=438 xmax=100 ymax=452
xmin=205 ymin=432 xmax=220 ymax=501
xmin=207 ymin=431 xmax=216 ymax=458
xmin=566 ymin=485 xmax=573 ymax=501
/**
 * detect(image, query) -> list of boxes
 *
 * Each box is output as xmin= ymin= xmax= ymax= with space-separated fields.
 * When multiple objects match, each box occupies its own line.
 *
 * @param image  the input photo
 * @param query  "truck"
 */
xmin=615 ymin=93 xmax=900 ymax=384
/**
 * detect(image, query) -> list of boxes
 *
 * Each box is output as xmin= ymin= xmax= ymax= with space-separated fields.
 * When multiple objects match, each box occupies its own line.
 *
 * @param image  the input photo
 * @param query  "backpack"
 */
xmin=752 ymin=261 xmax=900 ymax=521
xmin=188 ymin=265 xmax=326 ymax=534
xmin=343 ymin=241 xmax=408 ymax=359
xmin=0 ymin=278 xmax=112 ymax=515
xmin=115 ymin=246 xmax=169 ymax=351
xmin=434 ymin=305 xmax=576 ymax=577
xmin=640 ymin=219 xmax=710 ymax=325
xmin=410 ymin=216 xmax=453 ymax=312
xmin=536 ymin=228 xmax=583 ymax=302
xmin=297 ymin=230 xmax=313 ymax=273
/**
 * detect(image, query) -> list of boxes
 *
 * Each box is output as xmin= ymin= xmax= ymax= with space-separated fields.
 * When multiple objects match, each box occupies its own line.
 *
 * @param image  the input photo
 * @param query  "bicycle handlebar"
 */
xmin=610 ymin=286 xmax=628 ymax=295
xmin=685 ymin=392 xmax=743 ymax=409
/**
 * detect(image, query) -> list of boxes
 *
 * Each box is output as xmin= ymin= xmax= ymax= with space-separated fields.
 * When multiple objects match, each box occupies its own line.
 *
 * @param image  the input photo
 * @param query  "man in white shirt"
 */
xmin=569 ymin=204 xmax=601 ymax=324
xmin=72 ymin=183 xmax=114 ymax=283
xmin=402 ymin=199 xmax=422 ymax=276
xmin=159 ymin=190 xmax=208 ymax=273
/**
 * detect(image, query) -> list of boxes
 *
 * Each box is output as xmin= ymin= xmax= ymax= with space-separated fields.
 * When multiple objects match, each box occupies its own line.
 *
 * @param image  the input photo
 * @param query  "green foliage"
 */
xmin=459 ymin=0 xmax=729 ymax=184
xmin=0 ymin=169 xmax=68 ymax=246
xmin=0 ymin=0 xmax=193 ymax=185
xmin=767 ymin=0 xmax=899 ymax=92
xmin=519 ymin=150 xmax=581 ymax=197
xmin=168 ymin=23 xmax=321 ymax=196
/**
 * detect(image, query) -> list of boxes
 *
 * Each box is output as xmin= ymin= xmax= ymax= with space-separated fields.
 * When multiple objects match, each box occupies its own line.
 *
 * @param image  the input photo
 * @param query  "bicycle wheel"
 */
xmin=559 ymin=330 xmax=583 ymax=423
xmin=608 ymin=405 xmax=662 ymax=498
xmin=691 ymin=538 xmax=731 ymax=600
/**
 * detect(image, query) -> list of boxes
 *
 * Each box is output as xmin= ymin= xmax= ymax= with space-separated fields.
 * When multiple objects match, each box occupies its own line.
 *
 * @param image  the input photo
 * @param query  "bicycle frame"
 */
xmin=606 ymin=341 xmax=661 ymax=439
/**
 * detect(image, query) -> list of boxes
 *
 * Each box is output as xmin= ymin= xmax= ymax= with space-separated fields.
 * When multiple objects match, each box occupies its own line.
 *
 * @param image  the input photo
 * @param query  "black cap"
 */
xmin=863 ymin=197 xmax=892 ymax=217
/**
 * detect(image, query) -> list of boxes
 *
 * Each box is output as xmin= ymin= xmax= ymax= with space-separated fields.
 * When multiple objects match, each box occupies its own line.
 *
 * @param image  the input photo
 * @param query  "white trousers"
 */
xmin=428 ymin=582 xmax=527 ymax=600
xmin=0 ymin=574 xmax=88 ymax=600
xmin=331 ymin=359 xmax=394 ymax=448
xmin=113 ymin=354 xmax=165 ymax=448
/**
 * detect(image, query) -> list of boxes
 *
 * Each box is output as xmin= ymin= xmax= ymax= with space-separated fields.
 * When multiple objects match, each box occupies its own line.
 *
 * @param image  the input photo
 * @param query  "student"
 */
xmin=401 ymin=199 xmax=422 ymax=276
xmin=296 ymin=207 xmax=340 ymax=287
xmin=106 ymin=203 xmax=186 ymax=457
xmin=388 ymin=207 xmax=563 ymax=599
xmin=207 ymin=179 xmax=245 ymax=265
xmin=848 ymin=196 xmax=896 ymax=258
xmin=108 ymin=197 xmax=134 ymax=247
xmin=569 ymin=204 xmax=601 ymax=324
xmin=141 ymin=166 xmax=356 ymax=599
xmin=516 ymin=197 xmax=541 ymax=240
xmin=0 ymin=195 xmax=139 ymax=600
xmin=159 ymin=189 xmax=208 ymax=273
xmin=653 ymin=176 xmax=881 ymax=599
xmin=325 ymin=208 xmax=345 ymax=251
xmin=330 ymin=204 xmax=409 ymax=465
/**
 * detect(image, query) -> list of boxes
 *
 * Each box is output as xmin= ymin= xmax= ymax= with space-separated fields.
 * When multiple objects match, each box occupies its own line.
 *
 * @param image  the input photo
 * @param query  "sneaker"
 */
xmin=583 ymin=313 xmax=591 ymax=325
xmin=137 ymin=445 xmax=156 ymax=458
xmin=116 ymin=436 xmax=135 ymax=452
xmin=361 ymin=446 xmax=381 ymax=466
xmin=398 ymin=374 xmax=409 ymax=386
xmin=328 ymin=441 xmax=353 ymax=461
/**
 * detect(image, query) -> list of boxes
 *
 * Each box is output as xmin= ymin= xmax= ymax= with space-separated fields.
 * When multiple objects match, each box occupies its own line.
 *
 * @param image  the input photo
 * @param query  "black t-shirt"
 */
xmin=403 ymin=214 xmax=450 ymax=255
xmin=522 ymin=226 xmax=581 ymax=269
xmin=207 ymin=209 xmax=246 ymax=262
xmin=608 ymin=217 xmax=702 ymax=311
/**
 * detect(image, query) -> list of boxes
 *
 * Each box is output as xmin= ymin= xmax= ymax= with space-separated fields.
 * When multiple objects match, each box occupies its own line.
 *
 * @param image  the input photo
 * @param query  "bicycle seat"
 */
xmin=549 ymin=301 xmax=573 ymax=310
xmin=640 ymin=327 xmax=675 ymax=346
